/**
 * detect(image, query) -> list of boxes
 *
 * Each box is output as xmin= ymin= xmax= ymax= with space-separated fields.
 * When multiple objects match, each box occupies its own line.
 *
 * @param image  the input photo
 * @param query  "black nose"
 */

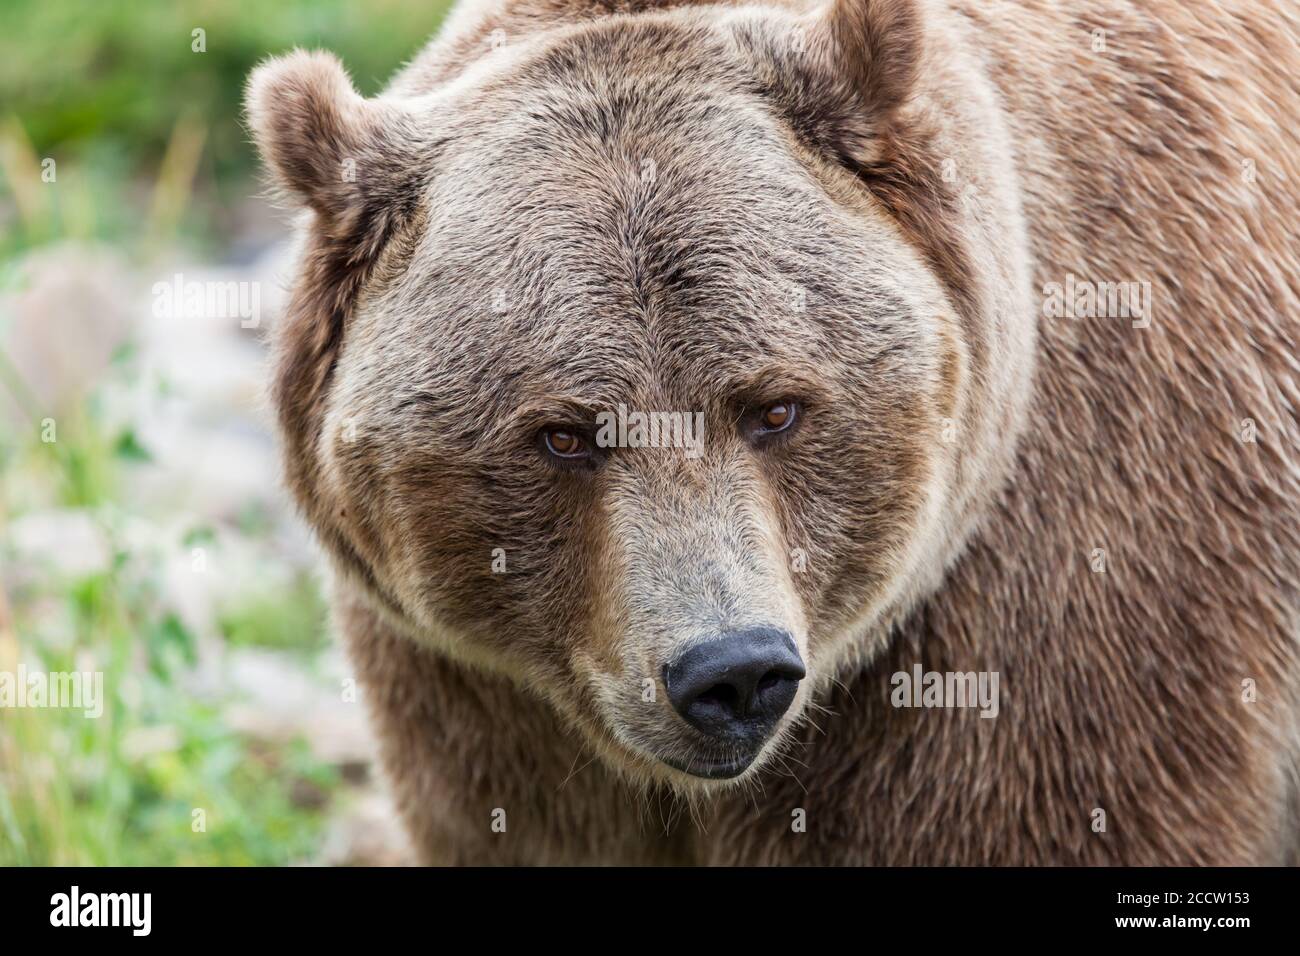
xmin=664 ymin=627 xmax=805 ymax=741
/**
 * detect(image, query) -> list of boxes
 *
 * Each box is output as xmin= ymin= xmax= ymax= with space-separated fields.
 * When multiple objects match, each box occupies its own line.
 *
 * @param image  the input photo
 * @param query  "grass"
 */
xmin=0 ymin=0 xmax=452 ymax=257
xmin=0 ymin=379 xmax=341 ymax=866
xmin=0 ymin=0 xmax=455 ymax=866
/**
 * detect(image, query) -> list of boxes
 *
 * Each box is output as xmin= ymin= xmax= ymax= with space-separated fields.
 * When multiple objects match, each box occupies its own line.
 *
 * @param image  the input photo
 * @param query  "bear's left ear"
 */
xmin=734 ymin=1 xmax=972 ymax=317
xmin=245 ymin=49 xmax=428 ymax=235
xmin=732 ymin=0 xmax=923 ymax=152
xmin=819 ymin=0 xmax=920 ymax=118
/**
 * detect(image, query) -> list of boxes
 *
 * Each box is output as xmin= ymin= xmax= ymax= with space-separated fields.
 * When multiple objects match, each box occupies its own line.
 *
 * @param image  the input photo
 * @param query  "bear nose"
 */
xmin=664 ymin=627 xmax=805 ymax=741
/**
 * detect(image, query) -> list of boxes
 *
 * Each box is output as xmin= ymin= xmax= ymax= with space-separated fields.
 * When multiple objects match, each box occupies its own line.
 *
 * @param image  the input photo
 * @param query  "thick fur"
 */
xmin=248 ymin=0 xmax=1300 ymax=864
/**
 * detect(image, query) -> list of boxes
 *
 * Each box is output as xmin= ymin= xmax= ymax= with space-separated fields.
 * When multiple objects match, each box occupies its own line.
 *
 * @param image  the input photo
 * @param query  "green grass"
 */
xmin=218 ymin=576 xmax=329 ymax=655
xmin=0 ymin=0 xmax=453 ymax=257
xmin=0 ymin=0 xmax=446 ymax=866
xmin=2 ymin=0 xmax=450 ymax=180
xmin=0 ymin=391 xmax=341 ymax=866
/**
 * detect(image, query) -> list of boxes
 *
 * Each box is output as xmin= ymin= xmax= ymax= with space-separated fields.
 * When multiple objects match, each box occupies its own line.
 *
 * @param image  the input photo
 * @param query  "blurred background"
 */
xmin=0 ymin=0 xmax=453 ymax=865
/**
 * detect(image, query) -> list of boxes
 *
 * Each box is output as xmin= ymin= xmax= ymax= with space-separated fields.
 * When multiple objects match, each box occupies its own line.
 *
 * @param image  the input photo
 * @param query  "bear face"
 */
xmin=247 ymin=0 xmax=1035 ymax=790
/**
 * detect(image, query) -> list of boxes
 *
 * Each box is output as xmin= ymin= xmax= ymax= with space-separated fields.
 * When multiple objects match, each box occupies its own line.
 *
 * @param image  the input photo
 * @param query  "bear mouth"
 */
xmin=657 ymin=751 xmax=758 ymax=780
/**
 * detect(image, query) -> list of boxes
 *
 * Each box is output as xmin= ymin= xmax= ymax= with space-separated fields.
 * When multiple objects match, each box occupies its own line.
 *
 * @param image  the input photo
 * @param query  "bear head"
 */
xmin=246 ymin=0 xmax=1035 ymax=789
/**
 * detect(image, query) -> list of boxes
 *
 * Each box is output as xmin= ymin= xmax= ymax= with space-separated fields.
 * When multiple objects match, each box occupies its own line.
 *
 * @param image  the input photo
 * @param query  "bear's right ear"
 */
xmin=246 ymin=52 xmax=432 ymax=487
xmin=244 ymin=49 xmax=426 ymax=229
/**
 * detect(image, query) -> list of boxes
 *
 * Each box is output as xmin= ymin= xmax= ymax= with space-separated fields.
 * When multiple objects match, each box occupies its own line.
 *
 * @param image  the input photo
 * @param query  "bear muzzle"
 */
xmin=659 ymin=627 xmax=804 ymax=778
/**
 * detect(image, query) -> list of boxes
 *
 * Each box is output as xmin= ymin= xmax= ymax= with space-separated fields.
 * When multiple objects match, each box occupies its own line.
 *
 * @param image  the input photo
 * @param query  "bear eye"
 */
xmin=744 ymin=399 xmax=801 ymax=447
xmin=542 ymin=428 xmax=588 ymax=459
xmin=762 ymin=402 xmax=795 ymax=431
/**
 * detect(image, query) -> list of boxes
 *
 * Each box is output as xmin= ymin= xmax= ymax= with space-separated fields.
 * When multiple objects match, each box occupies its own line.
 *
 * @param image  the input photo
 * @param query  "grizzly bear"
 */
xmin=246 ymin=0 xmax=1300 ymax=864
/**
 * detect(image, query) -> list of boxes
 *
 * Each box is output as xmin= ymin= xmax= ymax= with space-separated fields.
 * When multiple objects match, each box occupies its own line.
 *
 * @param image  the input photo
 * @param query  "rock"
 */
xmin=314 ymin=787 xmax=415 ymax=867
xmin=0 ymin=243 xmax=135 ymax=423
xmin=4 ymin=509 xmax=110 ymax=581
xmin=222 ymin=647 xmax=374 ymax=766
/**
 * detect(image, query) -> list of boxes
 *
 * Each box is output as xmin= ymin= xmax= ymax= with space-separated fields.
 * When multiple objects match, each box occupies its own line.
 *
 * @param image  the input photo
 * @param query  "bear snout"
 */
xmin=661 ymin=627 xmax=804 ymax=773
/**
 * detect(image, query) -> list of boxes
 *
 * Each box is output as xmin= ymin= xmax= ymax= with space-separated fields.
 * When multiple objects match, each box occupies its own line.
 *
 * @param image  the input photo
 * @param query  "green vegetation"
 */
xmin=0 ymin=394 xmax=339 ymax=865
xmin=0 ymin=0 xmax=451 ymax=256
xmin=0 ymin=0 xmax=453 ymax=866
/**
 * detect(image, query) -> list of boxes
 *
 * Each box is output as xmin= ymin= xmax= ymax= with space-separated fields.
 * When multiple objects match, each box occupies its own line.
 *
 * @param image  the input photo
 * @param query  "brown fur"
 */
xmin=247 ymin=0 xmax=1300 ymax=864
